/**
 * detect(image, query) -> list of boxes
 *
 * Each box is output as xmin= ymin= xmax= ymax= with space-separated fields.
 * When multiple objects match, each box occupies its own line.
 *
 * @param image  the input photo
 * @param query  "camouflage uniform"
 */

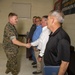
xmin=3 ymin=22 xmax=19 ymax=75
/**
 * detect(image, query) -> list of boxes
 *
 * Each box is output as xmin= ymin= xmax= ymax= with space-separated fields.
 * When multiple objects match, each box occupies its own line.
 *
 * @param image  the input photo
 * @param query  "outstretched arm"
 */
xmin=12 ymin=38 xmax=27 ymax=47
xmin=25 ymin=43 xmax=31 ymax=48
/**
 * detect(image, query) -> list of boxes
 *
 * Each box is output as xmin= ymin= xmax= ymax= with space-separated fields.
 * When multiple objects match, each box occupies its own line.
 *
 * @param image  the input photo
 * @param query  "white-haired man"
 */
xmin=44 ymin=10 xmax=71 ymax=75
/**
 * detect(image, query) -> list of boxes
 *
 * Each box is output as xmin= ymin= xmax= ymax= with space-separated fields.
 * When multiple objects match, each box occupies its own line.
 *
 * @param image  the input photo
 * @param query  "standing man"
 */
xmin=31 ymin=16 xmax=42 ymax=71
xmin=44 ymin=10 xmax=71 ymax=75
xmin=26 ymin=16 xmax=37 ymax=62
xmin=3 ymin=12 xmax=26 ymax=75
xmin=25 ymin=15 xmax=50 ymax=74
xmin=27 ymin=16 xmax=37 ymax=43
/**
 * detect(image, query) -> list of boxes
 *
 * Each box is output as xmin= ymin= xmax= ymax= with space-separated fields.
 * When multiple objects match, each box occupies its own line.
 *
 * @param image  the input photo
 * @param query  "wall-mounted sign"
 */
xmin=54 ymin=0 xmax=75 ymax=15
xmin=62 ymin=0 xmax=75 ymax=15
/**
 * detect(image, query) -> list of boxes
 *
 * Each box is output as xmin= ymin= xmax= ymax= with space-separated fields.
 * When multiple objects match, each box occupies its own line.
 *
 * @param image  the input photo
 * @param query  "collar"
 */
xmin=42 ymin=26 xmax=47 ymax=31
xmin=50 ymin=27 xmax=62 ymax=37
xmin=36 ymin=25 xmax=42 ymax=28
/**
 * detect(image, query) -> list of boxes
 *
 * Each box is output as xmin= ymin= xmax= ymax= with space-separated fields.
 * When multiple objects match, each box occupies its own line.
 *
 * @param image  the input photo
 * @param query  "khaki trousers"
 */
xmin=42 ymin=57 xmax=45 ymax=75
xmin=33 ymin=47 xmax=42 ymax=72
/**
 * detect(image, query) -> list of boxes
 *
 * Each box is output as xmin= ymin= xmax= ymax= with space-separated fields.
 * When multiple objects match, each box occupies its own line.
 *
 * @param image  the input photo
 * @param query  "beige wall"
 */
xmin=63 ymin=14 xmax=75 ymax=46
xmin=0 ymin=0 xmax=53 ymax=43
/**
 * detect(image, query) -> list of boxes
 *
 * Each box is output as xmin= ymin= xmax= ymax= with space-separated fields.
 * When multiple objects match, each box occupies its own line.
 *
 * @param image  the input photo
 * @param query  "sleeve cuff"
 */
xmin=38 ymin=55 xmax=42 ymax=58
xmin=31 ymin=42 xmax=34 ymax=46
xmin=10 ymin=36 xmax=16 ymax=40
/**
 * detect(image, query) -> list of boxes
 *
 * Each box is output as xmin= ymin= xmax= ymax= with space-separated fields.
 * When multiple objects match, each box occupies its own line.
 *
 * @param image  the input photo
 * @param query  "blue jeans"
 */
xmin=31 ymin=47 xmax=36 ymax=63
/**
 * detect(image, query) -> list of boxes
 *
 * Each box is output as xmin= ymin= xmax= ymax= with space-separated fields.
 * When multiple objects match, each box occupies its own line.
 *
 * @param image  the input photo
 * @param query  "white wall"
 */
xmin=0 ymin=0 xmax=53 ymax=43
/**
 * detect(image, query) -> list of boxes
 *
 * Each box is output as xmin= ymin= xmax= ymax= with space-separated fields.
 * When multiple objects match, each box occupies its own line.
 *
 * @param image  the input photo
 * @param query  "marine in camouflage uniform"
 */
xmin=3 ymin=22 xmax=19 ymax=75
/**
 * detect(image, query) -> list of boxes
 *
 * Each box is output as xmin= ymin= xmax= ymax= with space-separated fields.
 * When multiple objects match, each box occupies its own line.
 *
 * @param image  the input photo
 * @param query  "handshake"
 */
xmin=24 ymin=43 xmax=42 ymax=62
xmin=24 ymin=43 xmax=31 ymax=48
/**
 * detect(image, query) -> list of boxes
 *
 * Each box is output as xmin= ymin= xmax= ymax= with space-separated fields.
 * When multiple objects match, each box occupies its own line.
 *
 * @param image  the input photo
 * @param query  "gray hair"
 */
xmin=50 ymin=10 xmax=64 ymax=23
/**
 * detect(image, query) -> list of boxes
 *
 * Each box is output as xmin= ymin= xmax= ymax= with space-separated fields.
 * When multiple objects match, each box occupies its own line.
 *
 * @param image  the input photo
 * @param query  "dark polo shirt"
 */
xmin=44 ymin=27 xmax=71 ymax=66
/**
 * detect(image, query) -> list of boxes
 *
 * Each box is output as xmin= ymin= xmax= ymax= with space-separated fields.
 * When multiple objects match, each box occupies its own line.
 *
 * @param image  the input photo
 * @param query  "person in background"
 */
xmin=44 ymin=10 xmax=71 ymax=75
xmin=26 ymin=16 xmax=37 ymax=65
xmin=27 ymin=16 xmax=37 ymax=43
xmin=31 ymin=16 xmax=42 ymax=72
xmin=25 ymin=15 xmax=51 ymax=74
xmin=3 ymin=12 xmax=27 ymax=75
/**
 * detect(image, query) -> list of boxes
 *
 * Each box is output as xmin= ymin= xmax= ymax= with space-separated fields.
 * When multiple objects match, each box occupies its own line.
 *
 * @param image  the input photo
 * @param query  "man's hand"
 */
xmin=38 ymin=57 xmax=42 ymax=62
xmin=25 ymin=43 xmax=31 ymax=48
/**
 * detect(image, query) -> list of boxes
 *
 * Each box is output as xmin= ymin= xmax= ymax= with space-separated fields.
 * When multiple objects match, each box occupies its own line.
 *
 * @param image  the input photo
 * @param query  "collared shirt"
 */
xmin=32 ymin=25 xmax=42 ymax=42
xmin=44 ymin=27 xmax=71 ymax=66
xmin=31 ymin=26 xmax=51 ymax=57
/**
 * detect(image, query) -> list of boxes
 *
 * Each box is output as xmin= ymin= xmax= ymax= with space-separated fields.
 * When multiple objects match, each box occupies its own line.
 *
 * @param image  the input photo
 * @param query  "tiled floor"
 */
xmin=0 ymin=44 xmax=42 ymax=75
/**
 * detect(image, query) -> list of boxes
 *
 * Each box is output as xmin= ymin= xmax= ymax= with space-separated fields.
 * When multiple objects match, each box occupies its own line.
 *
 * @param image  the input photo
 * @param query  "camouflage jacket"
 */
xmin=3 ymin=22 xmax=19 ymax=50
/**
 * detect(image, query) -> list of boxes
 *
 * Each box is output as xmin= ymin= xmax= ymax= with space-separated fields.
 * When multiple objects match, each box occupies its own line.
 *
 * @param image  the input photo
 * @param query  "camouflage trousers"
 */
xmin=4 ymin=48 xmax=19 ymax=75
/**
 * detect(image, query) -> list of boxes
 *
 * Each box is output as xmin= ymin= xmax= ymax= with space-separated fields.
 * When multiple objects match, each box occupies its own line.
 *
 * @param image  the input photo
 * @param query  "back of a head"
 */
xmin=50 ymin=10 xmax=64 ymax=24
